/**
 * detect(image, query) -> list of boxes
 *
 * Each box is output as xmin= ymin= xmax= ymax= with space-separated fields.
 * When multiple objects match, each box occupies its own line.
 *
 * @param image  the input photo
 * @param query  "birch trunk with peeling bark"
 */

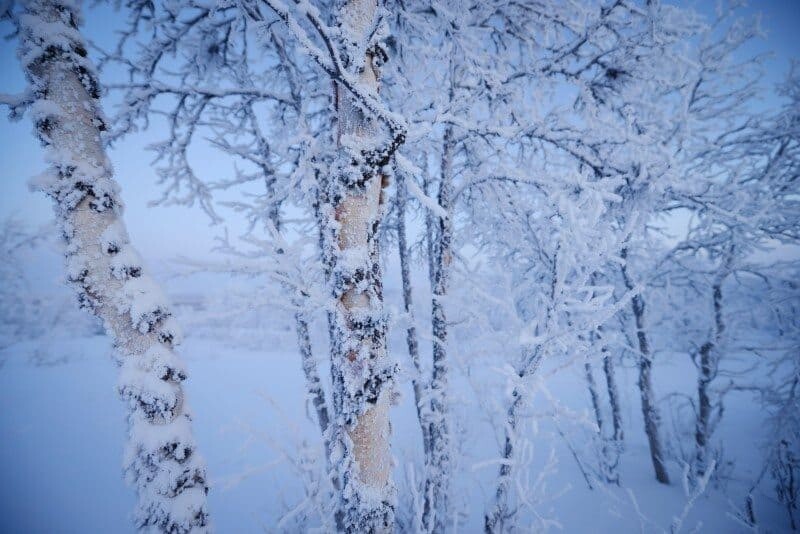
xmin=15 ymin=1 xmax=209 ymax=530
xmin=321 ymin=1 xmax=398 ymax=530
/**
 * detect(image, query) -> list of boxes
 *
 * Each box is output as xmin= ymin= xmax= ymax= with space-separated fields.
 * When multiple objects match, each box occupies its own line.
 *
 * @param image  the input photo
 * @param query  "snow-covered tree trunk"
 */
xmin=694 ymin=259 xmax=729 ymax=478
xmin=422 ymin=124 xmax=454 ymax=534
xmin=424 ymin=175 xmax=439 ymax=291
xmin=296 ymin=308 xmax=331 ymax=439
xmin=15 ymin=1 xmax=210 ymax=531
xmin=603 ymin=346 xmax=624 ymax=443
xmin=585 ymin=354 xmax=620 ymax=485
xmin=319 ymin=0 xmax=398 ymax=530
xmin=396 ymin=173 xmax=431 ymax=457
xmin=252 ymin=112 xmax=332 ymax=453
xmin=585 ymin=358 xmax=605 ymax=436
xmin=621 ymin=251 xmax=670 ymax=484
xmin=484 ymin=384 xmax=524 ymax=533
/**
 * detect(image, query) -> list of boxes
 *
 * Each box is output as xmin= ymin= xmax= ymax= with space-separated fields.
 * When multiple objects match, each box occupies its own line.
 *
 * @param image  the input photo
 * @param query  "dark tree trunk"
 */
xmin=396 ymin=174 xmax=432 ymax=457
xmin=585 ymin=347 xmax=620 ymax=484
xmin=424 ymin=175 xmax=439 ymax=292
xmin=695 ymin=276 xmax=725 ymax=477
xmin=296 ymin=310 xmax=330 ymax=438
xmin=585 ymin=359 xmax=605 ymax=436
xmin=621 ymin=249 xmax=670 ymax=484
xmin=603 ymin=349 xmax=624 ymax=443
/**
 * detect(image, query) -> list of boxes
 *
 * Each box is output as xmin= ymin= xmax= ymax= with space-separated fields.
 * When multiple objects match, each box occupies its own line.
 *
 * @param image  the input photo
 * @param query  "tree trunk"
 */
xmin=296 ymin=309 xmax=331 ymax=439
xmin=423 ymin=175 xmax=439 ymax=291
xmin=485 ymin=346 xmax=544 ymax=533
xmin=396 ymin=173 xmax=431 ymax=456
xmin=593 ymin=324 xmax=623 ymax=442
xmin=603 ymin=348 xmax=624 ymax=443
xmin=621 ymin=249 xmax=670 ymax=484
xmin=587 ymin=354 xmax=621 ymax=484
xmin=322 ymin=1 xmax=398 ymax=530
xmin=695 ymin=272 xmax=726 ymax=477
xmin=585 ymin=359 xmax=605 ymax=437
xmin=422 ymin=124 xmax=454 ymax=533
xmin=17 ymin=1 xmax=209 ymax=530
xmin=600 ymin=328 xmax=624 ymax=483
xmin=485 ymin=386 xmax=523 ymax=533
xmin=695 ymin=338 xmax=713 ymax=476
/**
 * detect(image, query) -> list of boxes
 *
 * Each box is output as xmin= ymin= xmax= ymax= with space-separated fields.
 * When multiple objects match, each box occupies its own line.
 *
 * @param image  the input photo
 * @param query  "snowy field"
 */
xmin=0 ymin=284 xmax=789 ymax=532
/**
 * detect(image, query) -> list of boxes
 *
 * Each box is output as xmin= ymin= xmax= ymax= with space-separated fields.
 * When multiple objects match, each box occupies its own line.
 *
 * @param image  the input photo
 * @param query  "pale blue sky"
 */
xmin=0 ymin=1 xmax=797 ymax=267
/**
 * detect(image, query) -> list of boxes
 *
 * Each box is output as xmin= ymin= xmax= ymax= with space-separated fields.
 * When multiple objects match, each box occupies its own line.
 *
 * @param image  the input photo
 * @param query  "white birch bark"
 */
xmin=15 ymin=1 xmax=210 ymax=530
xmin=320 ymin=0 xmax=398 ymax=530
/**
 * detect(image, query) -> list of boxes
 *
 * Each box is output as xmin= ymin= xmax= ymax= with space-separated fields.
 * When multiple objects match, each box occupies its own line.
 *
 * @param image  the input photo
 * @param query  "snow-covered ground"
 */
xmin=0 ymin=300 xmax=788 ymax=532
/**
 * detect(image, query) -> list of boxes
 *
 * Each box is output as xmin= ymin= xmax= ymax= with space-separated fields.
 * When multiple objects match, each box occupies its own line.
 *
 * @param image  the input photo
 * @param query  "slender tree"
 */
xmin=621 ymin=249 xmax=670 ymax=484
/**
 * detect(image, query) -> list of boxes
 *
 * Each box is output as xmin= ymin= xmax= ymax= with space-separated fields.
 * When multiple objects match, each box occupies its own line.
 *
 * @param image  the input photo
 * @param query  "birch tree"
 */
xmin=321 ymin=2 xmax=398 ymax=529
xmin=235 ymin=0 xmax=407 ymax=529
xmin=3 ymin=0 xmax=210 ymax=531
